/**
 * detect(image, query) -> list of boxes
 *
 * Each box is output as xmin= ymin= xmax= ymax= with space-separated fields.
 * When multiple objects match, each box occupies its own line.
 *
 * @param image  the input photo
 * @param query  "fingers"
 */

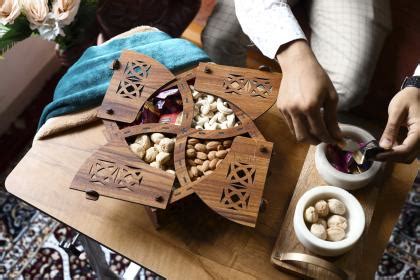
xmin=324 ymin=90 xmax=343 ymax=141
xmin=290 ymin=114 xmax=319 ymax=145
xmin=307 ymin=109 xmax=335 ymax=143
xmin=379 ymin=104 xmax=407 ymax=149
xmin=280 ymin=110 xmax=295 ymax=136
xmin=375 ymin=131 xmax=419 ymax=163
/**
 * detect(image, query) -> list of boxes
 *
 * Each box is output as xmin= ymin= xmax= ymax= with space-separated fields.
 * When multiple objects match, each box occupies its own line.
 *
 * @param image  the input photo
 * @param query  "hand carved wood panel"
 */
xmin=192 ymin=136 xmax=273 ymax=227
xmin=71 ymin=142 xmax=175 ymax=209
xmin=75 ymin=52 xmax=278 ymax=227
xmin=97 ymin=51 xmax=176 ymax=123
xmin=194 ymin=62 xmax=281 ymax=120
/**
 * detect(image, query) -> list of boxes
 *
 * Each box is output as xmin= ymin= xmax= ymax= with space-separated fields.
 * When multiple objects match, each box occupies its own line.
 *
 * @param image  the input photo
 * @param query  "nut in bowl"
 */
xmin=315 ymin=124 xmax=385 ymax=190
xmin=293 ymin=186 xmax=365 ymax=257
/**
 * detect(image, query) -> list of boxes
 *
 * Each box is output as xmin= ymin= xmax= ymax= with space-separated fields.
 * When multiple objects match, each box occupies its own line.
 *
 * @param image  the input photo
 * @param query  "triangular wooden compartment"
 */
xmin=71 ymin=51 xmax=282 ymax=227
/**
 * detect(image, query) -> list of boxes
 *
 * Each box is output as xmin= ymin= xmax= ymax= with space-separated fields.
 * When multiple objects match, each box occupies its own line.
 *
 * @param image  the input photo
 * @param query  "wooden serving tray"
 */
xmin=271 ymin=145 xmax=388 ymax=280
xmin=70 ymin=51 xmax=283 ymax=228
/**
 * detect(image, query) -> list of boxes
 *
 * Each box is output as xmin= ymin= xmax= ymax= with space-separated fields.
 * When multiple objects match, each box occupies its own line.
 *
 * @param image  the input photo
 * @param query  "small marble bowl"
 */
xmin=293 ymin=186 xmax=365 ymax=257
xmin=315 ymin=124 xmax=384 ymax=190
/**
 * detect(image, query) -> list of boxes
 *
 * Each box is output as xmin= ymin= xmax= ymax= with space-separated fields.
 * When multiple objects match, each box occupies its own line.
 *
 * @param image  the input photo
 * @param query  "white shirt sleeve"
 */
xmin=413 ymin=64 xmax=420 ymax=76
xmin=234 ymin=0 xmax=306 ymax=59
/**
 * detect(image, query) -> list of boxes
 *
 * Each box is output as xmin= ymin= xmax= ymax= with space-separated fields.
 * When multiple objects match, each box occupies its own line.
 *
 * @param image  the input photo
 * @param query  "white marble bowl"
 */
xmin=293 ymin=186 xmax=365 ymax=257
xmin=315 ymin=124 xmax=384 ymax=190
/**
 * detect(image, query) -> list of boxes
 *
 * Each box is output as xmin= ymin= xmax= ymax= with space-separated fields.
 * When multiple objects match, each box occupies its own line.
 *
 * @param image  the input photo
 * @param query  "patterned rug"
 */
xmin=375 ymin=173 xmax=420 ymax=280
xmin=0 ymin=190 xmax=161 ymax=280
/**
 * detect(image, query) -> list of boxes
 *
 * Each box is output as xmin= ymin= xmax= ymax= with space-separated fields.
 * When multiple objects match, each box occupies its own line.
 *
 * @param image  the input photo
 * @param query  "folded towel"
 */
xmin=38 ymin=31 xmax=210 ymax=128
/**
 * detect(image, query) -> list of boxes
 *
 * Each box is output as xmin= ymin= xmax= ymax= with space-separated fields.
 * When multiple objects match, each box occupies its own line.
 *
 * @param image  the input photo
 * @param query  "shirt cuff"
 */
xmin=234 ymin=0 xmax=306 ymax=59
xmin=413 ymin=64 xmax=420 ymax=76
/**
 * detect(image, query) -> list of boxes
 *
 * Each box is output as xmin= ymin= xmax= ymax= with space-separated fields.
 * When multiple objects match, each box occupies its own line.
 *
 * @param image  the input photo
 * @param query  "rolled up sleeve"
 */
xmin=234 ymin=0 xmax=306 ymax=59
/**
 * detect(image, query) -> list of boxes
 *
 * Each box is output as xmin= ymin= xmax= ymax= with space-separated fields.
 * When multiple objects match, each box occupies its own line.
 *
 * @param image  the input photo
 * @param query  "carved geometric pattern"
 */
xmin=227 ymin=161 xmax=256 ymax=188
xmin=220 ymin=161 xmax=256 ymax=210
xmin=116 ymin=60 xmax=151 ymax=99
xmin=220 ymin=185 xmax=250 ymax=210
xmin=89 ymin=159 xmax=143 ymax=192
xmin=223 ymin=74 xmax=272 ymax=98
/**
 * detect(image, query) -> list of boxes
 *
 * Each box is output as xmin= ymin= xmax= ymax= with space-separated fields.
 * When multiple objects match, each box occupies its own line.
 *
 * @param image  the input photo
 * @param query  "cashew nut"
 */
xmin=226 ymin=114 xmax=235 ymax=128
xmin=158 ymin=138 xmax=175 ymax=153
xmin=216 ymin=98 xmax=233 ymax=114
xmin=150 ymin=133 xmax=164 ymax=144
xmin=217 ymin=112 xmax=227 ymax=122
xmin=145 ymin=147 xmax=159 ymax=163
xmin=156 ymin=152 xmax=171 ymax=165
xmin=204 ymin=122 xmax=218 ymax=130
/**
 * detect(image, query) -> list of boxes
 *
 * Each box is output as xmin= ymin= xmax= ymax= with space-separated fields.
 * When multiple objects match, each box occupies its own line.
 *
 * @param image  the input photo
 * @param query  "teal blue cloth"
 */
xmin=38 ymin=31 xmax=210 ymax=128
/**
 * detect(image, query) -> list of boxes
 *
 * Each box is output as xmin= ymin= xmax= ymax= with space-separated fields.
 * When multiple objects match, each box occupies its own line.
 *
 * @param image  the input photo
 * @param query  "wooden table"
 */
xmin=5 ymin=106 xmax=418 ymax=279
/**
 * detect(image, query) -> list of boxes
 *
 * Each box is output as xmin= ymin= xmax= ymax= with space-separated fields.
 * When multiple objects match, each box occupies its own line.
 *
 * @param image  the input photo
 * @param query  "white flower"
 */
xmin=52 ymin=0 xmax=80 ymax=26
xmin=0 ymin=0 xmax=21 ymax=25
xmin=37 ymin=12 xmax=64 ymax=41
xmin=22 ymin=0 xmax=49 ymax=28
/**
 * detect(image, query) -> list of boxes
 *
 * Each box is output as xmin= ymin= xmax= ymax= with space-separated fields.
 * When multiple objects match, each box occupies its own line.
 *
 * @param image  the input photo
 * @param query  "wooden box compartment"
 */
xmin=70 ymin=51 xmax=282 ymax=228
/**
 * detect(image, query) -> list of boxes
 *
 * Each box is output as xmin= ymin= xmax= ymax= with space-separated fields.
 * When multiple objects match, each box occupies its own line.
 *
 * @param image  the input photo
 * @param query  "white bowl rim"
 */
xmin=295 ymin=186 xmax=365 ymax=250
xmin=316 ymin=124 xmax=383 ymax=181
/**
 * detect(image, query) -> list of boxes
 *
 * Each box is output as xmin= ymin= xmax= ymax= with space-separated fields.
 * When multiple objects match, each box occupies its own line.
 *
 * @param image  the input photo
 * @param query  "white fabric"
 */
xmin=231 ymin=0 xmax=391 ymax=110
xmin=234 ymin=0 xmax=306 ymax=58
xmin=414 ymin=64 xmax=420 ymax=76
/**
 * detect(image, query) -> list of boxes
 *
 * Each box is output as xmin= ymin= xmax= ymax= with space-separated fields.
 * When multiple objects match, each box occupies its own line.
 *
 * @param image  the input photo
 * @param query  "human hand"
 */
xmin=376 ymin=87 xmax=420 ymax=163
xmin=276 ymin=40 xmax=342 ymax=145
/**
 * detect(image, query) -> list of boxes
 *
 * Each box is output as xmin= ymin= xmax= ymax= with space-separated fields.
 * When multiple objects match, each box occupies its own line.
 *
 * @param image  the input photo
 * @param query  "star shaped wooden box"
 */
xmin=70 ymin=50 xmax=281 ymax=228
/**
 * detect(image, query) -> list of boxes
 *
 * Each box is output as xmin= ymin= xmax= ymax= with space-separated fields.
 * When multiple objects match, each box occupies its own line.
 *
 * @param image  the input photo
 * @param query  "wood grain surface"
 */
xmin=97 ymin=51 xmax=175 ymax=123
xmin=5 ymin=106 xmax=418 ymax=279
xmin=194 ymin=63 xmax=281 ymax=120
xmin=272 ymin=147 xmax=404 ymax=279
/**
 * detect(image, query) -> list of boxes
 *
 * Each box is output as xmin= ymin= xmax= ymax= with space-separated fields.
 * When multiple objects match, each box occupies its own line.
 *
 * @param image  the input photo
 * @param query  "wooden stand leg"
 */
xmin=144 ymin=206 xmax=161 ymax=229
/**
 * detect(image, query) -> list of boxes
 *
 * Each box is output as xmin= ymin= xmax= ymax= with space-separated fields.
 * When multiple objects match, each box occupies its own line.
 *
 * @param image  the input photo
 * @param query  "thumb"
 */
xmin=380 ymin=106 xmax=406 ymax=149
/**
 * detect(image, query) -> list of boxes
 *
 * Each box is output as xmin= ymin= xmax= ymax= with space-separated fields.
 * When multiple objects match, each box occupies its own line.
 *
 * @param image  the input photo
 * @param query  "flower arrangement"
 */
xmin=0 ymin=0 xmax=97 ymax=58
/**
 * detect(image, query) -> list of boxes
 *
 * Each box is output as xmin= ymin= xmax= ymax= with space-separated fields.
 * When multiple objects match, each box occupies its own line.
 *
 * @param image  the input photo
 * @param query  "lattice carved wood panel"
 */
xmin=194 ymin=63 xmax=281 ymax=120
xmin=97 ymin=51 xmax=176 ymax=123
xmin=70 ymin=142 xmax=175 ymax=209
xmin=192 ymin=136 xmax=273 ymax=227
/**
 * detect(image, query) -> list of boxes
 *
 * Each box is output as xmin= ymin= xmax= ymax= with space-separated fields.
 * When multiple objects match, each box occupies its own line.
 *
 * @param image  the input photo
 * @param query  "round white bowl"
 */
xmin=315 ymin=124 xmax=384 ymax=190
xmin=293 ymin=186 xmax=365 ymax=257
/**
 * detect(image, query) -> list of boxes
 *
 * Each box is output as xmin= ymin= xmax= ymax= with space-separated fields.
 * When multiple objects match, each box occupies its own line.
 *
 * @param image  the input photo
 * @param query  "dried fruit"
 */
xmin=314 ymin=200 xmax=329 ymax=217
xmin=327 ymin=227 xmax=345 ymax=241
xmin=328 ymin=199 xmax=346 ymax=215
xmin=310 ymin=223 xmax=327 ymax=240
xmin=304 ymin=206 xmax=318 ymax=223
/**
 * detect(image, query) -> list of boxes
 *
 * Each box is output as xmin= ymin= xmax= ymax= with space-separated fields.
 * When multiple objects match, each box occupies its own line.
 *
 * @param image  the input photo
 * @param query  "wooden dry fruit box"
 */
xmin=70 ymin=50 xmax=281 ymax=228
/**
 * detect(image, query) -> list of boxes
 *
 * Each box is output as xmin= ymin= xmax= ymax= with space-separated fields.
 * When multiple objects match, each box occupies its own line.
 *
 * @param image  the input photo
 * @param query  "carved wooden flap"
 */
xmin=97 ymin=50 xmax=176 ymax=123
xmin=192 ymin=136 xmax=273 ymax=227
xmin=70 ymin=142 xmax=175 ymax=209
xmin=194 ymin=63 xmax=281 ymax=120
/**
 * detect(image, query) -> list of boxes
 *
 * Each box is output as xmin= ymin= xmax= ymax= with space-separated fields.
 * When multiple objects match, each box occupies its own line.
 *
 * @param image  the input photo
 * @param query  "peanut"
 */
xmin=186 ymin=149 xmax=196 ymax=158
xmin=194 ymin=158 xmax=204 ymax=165
xmin=187 ymin=159 xmax=196 ymax=166
xmin=216 ymin=150 xmax=228 ymax=158
xmin=202 ymin=160 xmax=210 ymax=172
xmin=209 ymin=158 xmax=218 ymax=170
xmin=190 ymin=166 xmax=199 ymax=177
xmin=223 ymin=140 xmax=232 ymax=148
xmin=187 ymin=138 xmax=200 ymax=145
xmin=204 ymin=170 xmax=213 ymax=176
xmin=196 ymin=152 xmax=207 ymax=160
xmin=206 ymin=141 xmax=220 ymax=151
xmin=187 ymin=144 xmax=194 ymax=150
xmin=217 ymin=145 xmax=224 ymax=151
xmin=194 ymin=143 xmax=207 ymax=152
xmin=208 ymin=151 xmax=217 ymax=160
